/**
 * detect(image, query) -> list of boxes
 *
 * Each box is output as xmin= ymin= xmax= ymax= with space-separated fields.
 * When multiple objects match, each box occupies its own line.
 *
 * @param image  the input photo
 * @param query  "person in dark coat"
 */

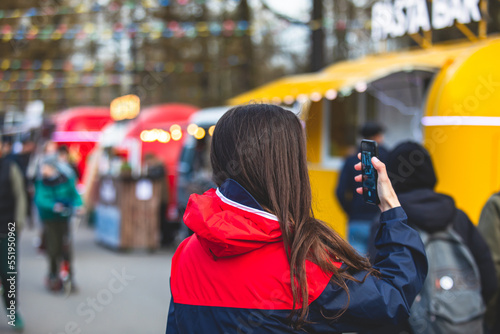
xmin=0 ymin=134 xmax=26 ymax=330
xmin=336 ymin=122 xmax=388 ymax=254
xmin=477 ymin=191 xmax=500 ymax=333
xmin=12 ymin=137 xmax=36 ymax=229
xmin=367 ymin=141 xmax=497 ymax=334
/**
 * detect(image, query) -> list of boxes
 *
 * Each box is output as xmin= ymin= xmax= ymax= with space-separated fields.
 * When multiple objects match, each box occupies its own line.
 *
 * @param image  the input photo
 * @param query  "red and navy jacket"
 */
xmin=166 ymin=179 xmax=427 ymax=333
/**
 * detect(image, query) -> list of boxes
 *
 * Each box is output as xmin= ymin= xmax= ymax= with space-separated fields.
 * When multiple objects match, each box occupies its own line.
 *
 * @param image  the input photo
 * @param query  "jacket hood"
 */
xmin=398 ymin=188 xmax=456 ymax=233
xmin=386 ymin=141 xmax=437 ymax=193
xmin=183 ymin=179 xmax=282 ymax=258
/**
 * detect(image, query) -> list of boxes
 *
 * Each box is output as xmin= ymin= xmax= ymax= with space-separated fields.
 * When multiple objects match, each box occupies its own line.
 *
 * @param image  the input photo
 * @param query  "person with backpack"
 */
xmin=166 ymin=105 xmax=428 ymax=333
xmin=478 ymin=193 xmax=500 ymax=333
xmin=368 ymin=141 xmax=497 ymax=334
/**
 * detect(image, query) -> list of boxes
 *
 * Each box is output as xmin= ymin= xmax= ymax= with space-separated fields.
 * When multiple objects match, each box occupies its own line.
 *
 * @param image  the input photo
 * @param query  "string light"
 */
xmin=325 ymin=89 xmax=337 ymax=100
xmin=283 ymin=95 xmax=294 ymax=105
xmin=169 ymin=124 xmax=181 ymax=132
xmin=194 ymin=127 xmax=205 ymax=140
xmin=0 ymin=20 xmax=252 ymax=41
xmin=355 ymin=82 xmax=368 ymax=93
xmin=310 ymin=92 xmax=322 ymax=102
xmin=208 ymin=125 xmax=215 ymax=136
xmin=297 ymin=94 xmax=309 ymax=103
xmin=140 ymin=129 xmax=171 ymax=143
xmin=171 ymin=129 xmax=182 ymax=141
xmin=271 ymin=97 xmax=282 ymax=104
xmin=187 ymin=123 xmax=198 ymax=135
xmin=158 ymin=131 xmax=171 ymax=143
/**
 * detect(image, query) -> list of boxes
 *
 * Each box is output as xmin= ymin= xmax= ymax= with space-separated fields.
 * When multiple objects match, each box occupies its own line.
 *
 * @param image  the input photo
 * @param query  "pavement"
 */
xmin=0 ymin=222 xmax=174 ymax=334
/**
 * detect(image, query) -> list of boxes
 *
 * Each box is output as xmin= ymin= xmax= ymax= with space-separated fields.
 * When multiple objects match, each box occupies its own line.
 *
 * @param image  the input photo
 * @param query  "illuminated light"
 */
xmin=1 ymin=60 xmax=10 ymax=70
xmin=296 ymin=94 xmax=309 ymax=103
xmin=325 ymin=89 xmax=337 ymax=100
xmin=187 ymin=123 xmax=198 ymax=136
xmin=140 ymin=129 xmax=172 ymax=142
xmin=41 ymin=73 xmax=54 ymax=86
xmin=170 ymin=124 xmax=181 ymax=133
xmin=110 ymin=94 xmax=140 ymax=121
xmin=310 ymin=92 xmax=322 ymax=102
xmin=271 ymin=97 xmax=282 ymax=104
xmin=171 ymin=129 xmax=182 ymax=141
xmin=340 ymin=87 xmax=352 ymax=97
xmin=208 ymin=125 xmax=215 ymax=136
xmin=158 ymin=131 xmax=171 ymax=143
xmin=140 ymin=130 xmax=149 ymax=142
xmin=194 ymin=127 xmax=206 ymax=140
xmin=284 ymin=95 xmax=294 ymax=105
xmin=355 ymin=81 xmax=368 ymax=93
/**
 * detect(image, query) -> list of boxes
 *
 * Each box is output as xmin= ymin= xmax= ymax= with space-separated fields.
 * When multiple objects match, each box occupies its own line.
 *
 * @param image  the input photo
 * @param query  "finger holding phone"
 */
xmin=354 ymin=140 xmax=400 ymax=213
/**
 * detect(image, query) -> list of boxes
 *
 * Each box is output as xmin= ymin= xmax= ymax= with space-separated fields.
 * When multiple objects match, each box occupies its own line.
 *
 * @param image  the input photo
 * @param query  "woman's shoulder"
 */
xmin=170 ymin=235 xmax=333 ymax=309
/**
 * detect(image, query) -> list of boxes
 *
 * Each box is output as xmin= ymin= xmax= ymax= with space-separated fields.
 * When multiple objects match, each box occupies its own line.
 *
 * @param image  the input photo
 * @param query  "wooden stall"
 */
xmin=95 ymin=176 xmax=162 ymax=251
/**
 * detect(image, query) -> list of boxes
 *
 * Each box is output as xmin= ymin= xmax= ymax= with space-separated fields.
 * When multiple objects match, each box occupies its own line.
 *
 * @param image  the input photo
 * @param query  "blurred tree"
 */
xmin=2 ymin=0 xmax=499 ymax=114
xmin=310 ymin=0 xmax=324 ymax=71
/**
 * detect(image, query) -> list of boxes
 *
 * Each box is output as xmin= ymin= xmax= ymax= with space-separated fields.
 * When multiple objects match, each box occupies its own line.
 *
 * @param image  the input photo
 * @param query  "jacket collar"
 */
xmin=218 ymin=179 xmax=263 ymax=210
xmin=216 ymin=179 xmax=278 ymax=222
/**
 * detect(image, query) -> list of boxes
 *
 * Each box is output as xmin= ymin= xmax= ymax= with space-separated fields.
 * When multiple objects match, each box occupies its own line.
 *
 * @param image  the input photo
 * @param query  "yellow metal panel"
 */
xmin=424 ymin=40 xmax=500 ymax=224
xmin=425 ymin=126 xmax=500 ymax=223
xmin=308 ymin=167 xmax=347 ymax=238
xmin=305 ymin=101 xmax=323 ymax=164
xmin=425 ymin=40 xmax=500 ymax=118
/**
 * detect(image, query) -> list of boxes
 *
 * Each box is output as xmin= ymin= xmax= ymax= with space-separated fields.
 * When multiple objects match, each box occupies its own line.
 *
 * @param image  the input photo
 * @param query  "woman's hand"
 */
xmin=354 ymin=154 xmax=400 ymax=212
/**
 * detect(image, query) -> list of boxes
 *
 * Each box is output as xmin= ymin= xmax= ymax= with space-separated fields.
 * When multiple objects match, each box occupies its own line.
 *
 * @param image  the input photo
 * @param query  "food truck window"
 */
xmin=323 ymin=71 xmax=435 ymax=169
xmin=324 ymin=94 xmax=359 ymax=164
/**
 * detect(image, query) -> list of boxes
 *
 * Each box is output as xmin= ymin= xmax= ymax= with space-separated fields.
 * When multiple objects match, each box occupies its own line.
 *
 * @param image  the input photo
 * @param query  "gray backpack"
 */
xmin=409 ymin=226 xmax=485 ymax=334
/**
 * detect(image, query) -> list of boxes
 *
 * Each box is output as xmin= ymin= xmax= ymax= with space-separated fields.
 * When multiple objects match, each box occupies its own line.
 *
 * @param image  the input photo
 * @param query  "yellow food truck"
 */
xmin=229 ymin=35 xmax=500 ymax=236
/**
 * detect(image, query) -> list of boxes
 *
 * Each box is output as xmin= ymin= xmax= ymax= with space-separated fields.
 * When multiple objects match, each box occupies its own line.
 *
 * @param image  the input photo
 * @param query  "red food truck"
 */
xmin=120 ymin=103 xmax=199 ymax=221
xmin=51 ymin=106 xmax=113 ymax=186
xmin=92 ymin=103 xmax=199 ymax=249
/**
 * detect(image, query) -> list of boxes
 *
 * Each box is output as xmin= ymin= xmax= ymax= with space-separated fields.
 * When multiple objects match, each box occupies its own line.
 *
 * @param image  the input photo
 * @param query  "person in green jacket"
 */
xmin=478 ymin=193 xmax=500 ymax=333
xmin=34 ymin=157 xmax=82 ymax=291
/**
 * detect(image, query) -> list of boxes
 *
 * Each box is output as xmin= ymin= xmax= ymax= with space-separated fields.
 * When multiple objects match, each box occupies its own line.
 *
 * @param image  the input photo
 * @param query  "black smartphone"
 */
xmin=361 ymin=140 xmax=379 ymax=205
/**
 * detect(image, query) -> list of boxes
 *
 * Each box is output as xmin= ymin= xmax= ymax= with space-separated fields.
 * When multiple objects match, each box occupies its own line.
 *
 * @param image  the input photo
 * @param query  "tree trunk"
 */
xmin=310 ymin=0 xmax=324 ymax=71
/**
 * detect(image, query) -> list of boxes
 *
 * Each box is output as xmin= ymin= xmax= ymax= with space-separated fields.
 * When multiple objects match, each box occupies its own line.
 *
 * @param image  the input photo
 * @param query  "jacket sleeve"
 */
xmin=166 ymin=294 xmax=178 ymax=334
xmin=308 ymin=207 xmax=428 ymax=333
xmin=478 ymin=196 xmax=500 ymax=283
xmin=335 ymin=157 xmax=354 ymax=215
xmin=366 ymin=215 xmax=381 ymax=264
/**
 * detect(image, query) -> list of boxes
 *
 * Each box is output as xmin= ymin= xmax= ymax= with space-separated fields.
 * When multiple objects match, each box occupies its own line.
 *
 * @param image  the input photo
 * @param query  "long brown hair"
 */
xmin=210 ymin=104 xmax=375 ymax=328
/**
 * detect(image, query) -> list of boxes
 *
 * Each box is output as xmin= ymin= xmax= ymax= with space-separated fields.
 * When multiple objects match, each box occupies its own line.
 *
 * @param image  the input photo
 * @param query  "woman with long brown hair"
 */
xmin=166 ymin=104 xmax=427 ymax=333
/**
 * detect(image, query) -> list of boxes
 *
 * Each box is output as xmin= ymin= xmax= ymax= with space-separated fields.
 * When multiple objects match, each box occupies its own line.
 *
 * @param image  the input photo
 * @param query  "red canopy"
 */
xmin=52 ymin=106 xmax=113 ymax=183
xmin=53 ymin=106 xmax=112 ymax=132
xmin=125 ymin=103 xmax=199 ymax=137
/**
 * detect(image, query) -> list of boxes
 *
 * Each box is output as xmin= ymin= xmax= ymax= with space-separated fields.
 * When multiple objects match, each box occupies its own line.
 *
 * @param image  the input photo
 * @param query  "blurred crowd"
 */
xmin=0 ymin=134 xmax=83 ymax=331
